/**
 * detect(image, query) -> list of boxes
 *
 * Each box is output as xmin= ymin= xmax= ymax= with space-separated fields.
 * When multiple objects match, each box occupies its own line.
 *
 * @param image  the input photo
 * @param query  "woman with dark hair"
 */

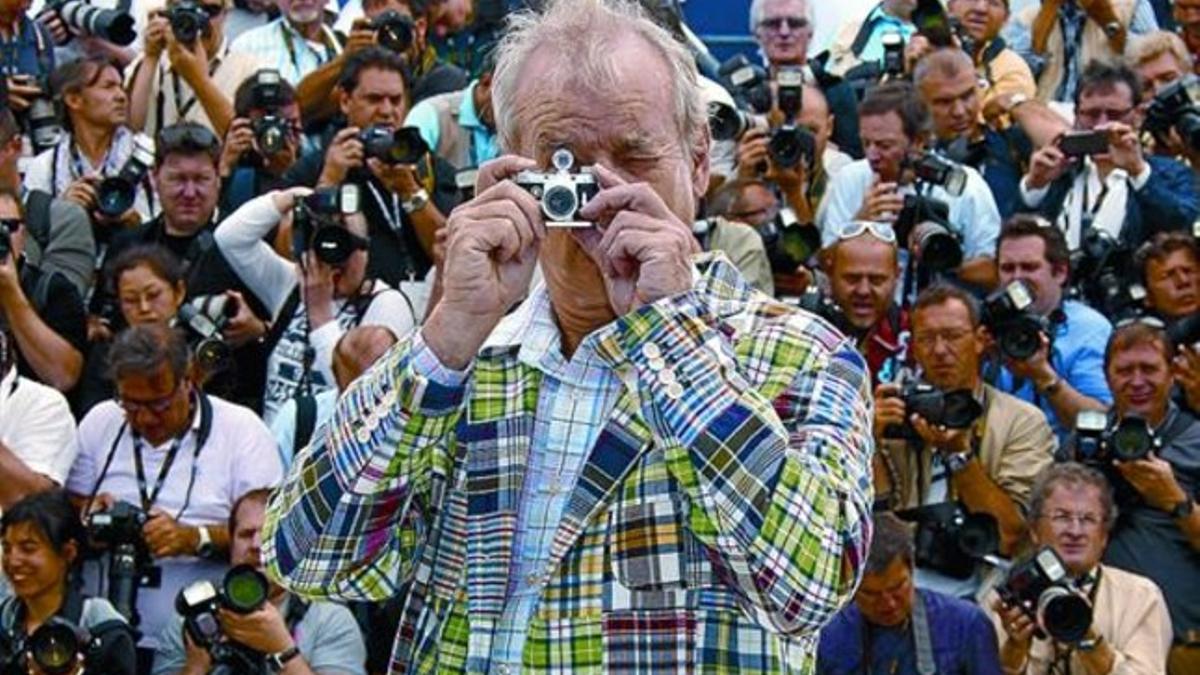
xmin=0 ymin=489 xmax=137 ymax=675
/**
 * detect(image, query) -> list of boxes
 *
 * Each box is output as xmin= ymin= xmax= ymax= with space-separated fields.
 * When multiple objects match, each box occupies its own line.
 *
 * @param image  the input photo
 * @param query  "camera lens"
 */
xmin=541 ymin=184 xmax=578 ymax=222
xmin=999 ymin=320 xmax=1042 ymax=360
xmin=195 ymin=338 xmax=230 ymax=371
xmin=913 ymin=223 xmax=963 ymax=273
xmin=939 ymin=390 xmax=983 ymax=428
xmin=30 ymin=622 xmax=80 ymax=675
xmin=1038 ymin=587 xmax=1093 ymax=644
xmin=767 ymin=127 xmax=813 ymax=169
xmin=95 ymin=178 xmax=135 ymax=218
xmin=222 ymin=565 xmax=269 ymax=614
xmin=1111 ymin=418 xmax=1155 ymax=461
xmin=312 ymin=225 xmax=356 ymax=265
xmin=956 ymin=513 xmax=999 ymax=558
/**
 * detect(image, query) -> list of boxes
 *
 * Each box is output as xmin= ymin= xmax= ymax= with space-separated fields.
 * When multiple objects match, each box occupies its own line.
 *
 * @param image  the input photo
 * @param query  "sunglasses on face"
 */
xmin=0 ymin=218 xmax=22 ymax=234
xmin=759 ymin=16 xmax=809 ymax=32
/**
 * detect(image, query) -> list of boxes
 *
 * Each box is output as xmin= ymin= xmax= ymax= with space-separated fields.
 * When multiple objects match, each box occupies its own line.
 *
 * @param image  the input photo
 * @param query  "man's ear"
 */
xmin=337 ymin=87 xmax=351 ymax=118
xmin=414 ymin=16 xmax=428 ymax=48
xmin=690 ymin=125 xmax=712 ymax=203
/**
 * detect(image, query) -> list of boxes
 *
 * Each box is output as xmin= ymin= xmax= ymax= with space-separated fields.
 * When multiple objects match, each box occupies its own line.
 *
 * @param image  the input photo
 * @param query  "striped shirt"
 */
xmin=227 ymin=17 xmax=342 ymax=85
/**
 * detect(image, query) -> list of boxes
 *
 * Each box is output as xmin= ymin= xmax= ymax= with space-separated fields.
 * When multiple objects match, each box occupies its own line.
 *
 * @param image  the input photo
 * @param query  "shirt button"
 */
xmin=496 ymin=664 xmax=511 ymax=675
xmin=525 ymin=572 xmax=541 ymax=587
xmin=642 ymin=343 xmax=663 ymax=360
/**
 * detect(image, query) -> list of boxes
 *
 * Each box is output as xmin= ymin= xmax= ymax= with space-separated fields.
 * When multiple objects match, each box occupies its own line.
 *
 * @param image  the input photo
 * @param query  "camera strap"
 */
xmin=366 ymin=180 xmax=415 ymax=281
xmin=910 ymin=591 xmax=936 ymax=675
xmin=850 ymin=4 xmax=887 ymax=57
xmin=154 ymin=51 xmax=225 ymax=137
xmin=131 ymin=392 xmax=213 ymax=516
xmin=279 ymin=21 xmax=341 ymax=75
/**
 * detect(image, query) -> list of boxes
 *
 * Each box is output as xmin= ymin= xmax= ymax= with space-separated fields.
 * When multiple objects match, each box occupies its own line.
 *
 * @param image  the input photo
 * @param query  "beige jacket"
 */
xmin=704 ymin=218 xmax=775 ymax=297
xmin=983 ymin=564 xmax=1173 ymax=675
xmin=880 ymin=384 xmax=1057 ymax=511
xmin=1015 ymin=0 xmax=1136 ymax=102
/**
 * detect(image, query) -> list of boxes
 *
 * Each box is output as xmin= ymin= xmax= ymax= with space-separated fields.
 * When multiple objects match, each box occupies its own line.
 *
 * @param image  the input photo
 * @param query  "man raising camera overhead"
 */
xmin=263 ymin=0 xmax=874 ymax=671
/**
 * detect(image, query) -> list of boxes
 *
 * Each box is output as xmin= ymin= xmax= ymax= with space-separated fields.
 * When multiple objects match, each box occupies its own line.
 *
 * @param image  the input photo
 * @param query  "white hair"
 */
xmin=748 ymin=0 xmax=814 ymax=32
xmin=491 ymin=0 xmax=706 ymax=157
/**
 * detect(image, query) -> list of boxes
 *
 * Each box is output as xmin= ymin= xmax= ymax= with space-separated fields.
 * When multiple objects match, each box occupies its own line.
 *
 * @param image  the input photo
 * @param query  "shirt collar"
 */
xmin=0 ymin=366 xmax=16 ymax=407
xmin=457 ymin=81 xmax=483 ymax=130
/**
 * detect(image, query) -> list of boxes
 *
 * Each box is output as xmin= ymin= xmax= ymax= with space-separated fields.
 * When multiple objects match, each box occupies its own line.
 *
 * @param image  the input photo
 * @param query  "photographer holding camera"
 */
xmin=0 ymin=186 xmax=88 ymax=394
xmin=0 ymin=0 xmax=56 ymax=114
xmin=989 ymin=216 xmax=1112 ymax=440
xmin=284 ymin=47 xmax=456 ymax=290
xmin=153 ymin=488 xmax=366 ymax=675
xmin=982 ymin=463 xmax=1172 ymax=675
xmin=403 ymin=56 xmax=498 ymax=173
xmin=819 ymin=81 xmax=1002 ymax=293
xmin=295 ymin=0 xmax=467 ymax=128
xmin=818 ymin=512 xmax=1003 ymax=674
xmin=0 ymin=490 xmax=136 ymax=675
xmin=875 ymin=285 xmax=1056 ymax=592
xmin=1017 ymin=62 xmax=1200 ymax=251
xmin=218 ymin=71 xmax=303 ymax=215
xmin=23 ymin=57 xmax=157 ymax=230
xmin=1091 ymin=321 xmax=1200 ymax=673
xmin=66 ymin=324 xmax=282 ymax=658
xmin=827 ymin=0 xmax=917 ymax=79
xmin=126 ymin=0 xmax=266 ymax=139
xmin=215 ymin=187 xmax=415 ymax=424
xmin=1135 ymin=233 xmax=1200 ymax=322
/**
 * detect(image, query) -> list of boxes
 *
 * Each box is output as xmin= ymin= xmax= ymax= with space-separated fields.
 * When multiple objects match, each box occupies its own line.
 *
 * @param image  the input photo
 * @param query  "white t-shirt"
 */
xmin=65 ymin=394 xmax=282 ymax=648
xmin=0 ymin=366 xmax=77 ymax=490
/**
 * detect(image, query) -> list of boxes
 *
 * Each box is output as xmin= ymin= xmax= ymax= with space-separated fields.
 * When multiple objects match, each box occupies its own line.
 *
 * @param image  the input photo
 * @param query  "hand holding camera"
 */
xmin=5 ymin=74 xmax=43 ymax=112
xmin=164 ymin=26 xmax=210 ymax=87
xmin=318 ymin=127 xmax=366 ymax=187
xmin=873 ymin=383 xmax=909 ymax=442
xmin=142 ymin=507 xmax=201 ymax=559
xmin=910 ymin=413 xmax=973 ymax=455
xmin=143 ymin=12 xmax=170 ymax=60
xmin=219 ymin=118 xmax=256 ymax=176
xmin=1096 ymin=121 xmax=1146 ymax=176
xmin=1116 ymin=455 xmax=1189 ymax=512
xmin=1025 ymin=143 xmax=1070 ymax=191
xmin=856 ymin=179 xmax=904 ymax=222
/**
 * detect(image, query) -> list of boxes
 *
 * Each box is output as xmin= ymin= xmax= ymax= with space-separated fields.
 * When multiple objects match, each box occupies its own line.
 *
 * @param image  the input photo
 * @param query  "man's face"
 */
xmin=860 ymin=112 xmax=913 ymax=182
xmin=69 ymin=66 xmax=128 ymax=131
xmin=511 ymin=35 xmax=709 ymax=312
xmin=1075 ymin=84 xmax=1137 ymax=133
xmin=912 ymin=298 xmax=985 ymax=391
xmin=997 ymin=235 xmax=1066 ymax=316
xmin=1107 ymin=342 xmax=1173 ymax=423
xmin=1032 ymin=483 xmax=1109 ymax=577
xmin=1137 ymin=52 xmax=1188 ymax=99
xmin=115 ymin=363 xmax=193 ymax=447
xmin=797 ymin=87 xmax=832 ymax=160
xmin=0 ymin=195 xmax=24 ymax=260
xmin=754 ymin=0 xmax=812 ymax=66
xmin=854 ymin=557 xmax=915 ymax=628
xmin=153 ymin=153 xmax=220 ymax=236
xmin=828 ymin=237 xmax=899 ymax=331
xmin=1176 ymin=0 xmax=1200 ymax=36
xmin=919 ymin=67 xmax=982 ymax=141
xmin=230 ymin=496 xmax=267 ymax=568
xmin=1146 ymin=250 xmax=1200 ymax=319
xmin=947 ymin=0 xmax=1008 ymax=42
xmin=277 ymin=0 xmax=322 ymax=24
xmin=340 ymin=67 xmax=407 ymax=130
xmin=729 ymin=183 xmax=779 ymax=228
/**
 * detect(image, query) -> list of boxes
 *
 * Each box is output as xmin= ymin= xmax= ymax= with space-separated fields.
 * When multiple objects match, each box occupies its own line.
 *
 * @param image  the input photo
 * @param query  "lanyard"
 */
xmin=131 ymin=429 xmax=188 ymax=514
xmin=366 ymin=179 xmax=415 ymax=280
xmin=279 ymin=22 xmax=339 ymax=75
xmin=159 ymin=47 xmax=225 ymax=130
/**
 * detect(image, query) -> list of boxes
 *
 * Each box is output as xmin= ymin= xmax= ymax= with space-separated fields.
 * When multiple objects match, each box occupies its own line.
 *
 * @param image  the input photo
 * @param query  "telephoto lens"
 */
xmin=222 ymin=565 xmax=270 ymax=613
xmin=1108 ymin=416 xmax=1159 ymax=462
xmin=28 ymin=618 xmax=88 ymax=675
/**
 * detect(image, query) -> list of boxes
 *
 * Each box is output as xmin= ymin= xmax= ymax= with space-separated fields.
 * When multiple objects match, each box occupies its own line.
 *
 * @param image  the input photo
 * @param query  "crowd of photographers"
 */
xmin=0 ymin=0 xmax=1199 ymax=672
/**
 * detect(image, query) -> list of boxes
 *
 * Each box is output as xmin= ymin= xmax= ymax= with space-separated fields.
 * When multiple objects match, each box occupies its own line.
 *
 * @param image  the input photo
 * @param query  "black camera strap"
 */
xmin=279 ymin=21 xmax=341 ymax=75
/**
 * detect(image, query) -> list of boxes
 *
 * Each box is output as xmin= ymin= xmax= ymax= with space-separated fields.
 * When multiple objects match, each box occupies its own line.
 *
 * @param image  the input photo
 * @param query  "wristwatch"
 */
xmin=945 ymin=450 xmax=975 ymax=475
xmin=1006 ymin=93 xmax=1031 ymax=113
xmin=1076 ymin=634 xmax=1105 ymax=652
xmin=401 ymin=188 xmax=430 ymax=215
xmin=267 ymin=645 xmax=301 ymax=673
xmin=196 ymin=526 xmax=215 ymax=559
xmin=1037 ymin=374 xmax=1063 ymax=396
xmin=1170 ymin=497 xmax=1196 ymax=520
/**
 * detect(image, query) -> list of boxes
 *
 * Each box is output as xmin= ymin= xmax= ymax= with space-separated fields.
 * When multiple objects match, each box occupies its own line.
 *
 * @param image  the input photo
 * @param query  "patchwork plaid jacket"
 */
xmin=263 ymin=255 xmax=875 ymax=674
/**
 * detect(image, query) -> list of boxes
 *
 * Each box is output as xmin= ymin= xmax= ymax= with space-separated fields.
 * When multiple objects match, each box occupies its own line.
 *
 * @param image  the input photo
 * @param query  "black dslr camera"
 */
xmin=1068 ymin=410 xmax=1161 ymax=465
xmin=793 ymin=286 xmax=855 ymax=337
xmin=166 ymin=0 xmax=210 ymax=44
xmin=86 ymin=501 xmax=159 ymax=626
xmin=515 ymin=148 xmax=600 ymax=225
xmin=1144 ymin=74 xmax=1200 ymax=154
xmin=176 ymin=565 xmax=271 ymax=672
xmin=368 ymin=10 xmax=414 ymax=53
xmin=95 ymin=136 xmax=156 ymax=219
xmin=717 ymin=54 xmax=771 ymax=115
xmin=178 ymin=294 xmax=237 ymax=372
xmin=984 ymin=280 xmax=1049 ymax=360
xmin=243 ymin=71 xmax=289 ymax=156
xmin=8 ymin=74 xmax=63 ymax=155
xmin=0 ymin=617 xmax=101 ymax=675
xmin=897 ymin=502 xmax=999 ymax=579
xmin=48 ymin=0 xmax=136 ymax=45
xmin=997 ymin=547 xmax=1093 ymax=643
xmin=896 ymin=152 xmax=967 ymax=276
xmin=1069 ymin=229 xmax=1139 ymax=318
xmin=292 ymin=185 xmax=367 ymax=267
xmin=883 ymin=381 xmax=984 ymax=440
xmin=767 ymin=69 xmax=817 ymax=170
xmin=358 ymin=125 xmax=430 ymax=165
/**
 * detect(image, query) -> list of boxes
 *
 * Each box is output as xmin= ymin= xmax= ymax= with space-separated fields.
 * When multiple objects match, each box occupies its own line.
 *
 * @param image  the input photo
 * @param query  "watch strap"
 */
xmin=1170 ymin=498 xmax=1195 ymax=520
xmin=1075 ymin=634 xmax=1104 ymax=652
xmin=267 ymin=645 xmax=301 ymax=672
xmin=196 ymin=526 xmax=214 ymax=558
xmin=401 ymin=188 xmax=429 ymax=214
xmin=946 ymin=450 xmax=975 ymax=474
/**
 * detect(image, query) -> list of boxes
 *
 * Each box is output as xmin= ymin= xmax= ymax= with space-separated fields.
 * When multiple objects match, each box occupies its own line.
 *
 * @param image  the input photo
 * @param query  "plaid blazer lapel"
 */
xmin=544 ymin=379 xmax=653 ymax=574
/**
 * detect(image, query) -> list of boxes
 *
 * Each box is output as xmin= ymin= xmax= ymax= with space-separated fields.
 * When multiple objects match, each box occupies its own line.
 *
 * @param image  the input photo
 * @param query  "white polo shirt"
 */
xmin=0 ymin=366 xmax=77 ymax=488
xmin=65 ymin=394 xmax=282 ymax=648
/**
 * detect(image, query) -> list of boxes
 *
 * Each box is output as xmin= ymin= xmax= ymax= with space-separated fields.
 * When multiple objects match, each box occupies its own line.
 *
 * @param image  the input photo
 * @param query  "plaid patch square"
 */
xmin=602 ymin=610 xmax=696 ymax=673
xmin=610 ymin=495 xmax=686 ymax=590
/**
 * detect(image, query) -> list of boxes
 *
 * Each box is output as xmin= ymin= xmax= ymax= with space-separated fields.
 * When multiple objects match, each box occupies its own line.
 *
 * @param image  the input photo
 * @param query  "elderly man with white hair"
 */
xmin=261 ymin=0 xmax=875 ymax=672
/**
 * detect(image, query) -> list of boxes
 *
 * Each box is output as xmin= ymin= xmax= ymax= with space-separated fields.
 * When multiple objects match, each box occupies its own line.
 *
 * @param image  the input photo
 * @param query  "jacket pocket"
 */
xmin=608 ymin=494 xmax=688 ymax=591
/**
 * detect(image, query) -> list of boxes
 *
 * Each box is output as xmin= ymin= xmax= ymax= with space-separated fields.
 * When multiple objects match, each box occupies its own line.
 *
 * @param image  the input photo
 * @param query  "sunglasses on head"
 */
xmin=157 ymin=124 xmax=221 ymax=153
xmin=833 ymin=220 xmax=897 ymax=244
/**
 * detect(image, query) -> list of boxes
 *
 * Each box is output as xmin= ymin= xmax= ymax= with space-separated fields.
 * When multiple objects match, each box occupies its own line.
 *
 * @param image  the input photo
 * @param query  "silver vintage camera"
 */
xmin=515 ymin=148 xmax=600 ymax=226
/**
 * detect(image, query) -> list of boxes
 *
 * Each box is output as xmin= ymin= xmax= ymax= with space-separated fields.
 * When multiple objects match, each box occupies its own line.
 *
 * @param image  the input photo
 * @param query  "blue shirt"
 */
xmin=853 ymin=4 xmax=917 ymax=66
xmin=0 ymin=17 xmax=53 ymax=80
xmin=405 ymin=80 xmax=499 ymax=170
xmin=817 ymin=589 xmax=1003 ymax=675
xmin=993 ymin=300 xmax=1113 ymax=441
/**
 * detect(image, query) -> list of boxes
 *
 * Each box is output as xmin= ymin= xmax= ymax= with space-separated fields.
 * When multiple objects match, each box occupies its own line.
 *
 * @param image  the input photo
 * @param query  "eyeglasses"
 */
xmin=759 ymin=16 xmax=809 ymax=33
xmin=117 ymin=382 xmax=183 ymax=415
xmin=0 ymin=218 xmax=22 ymax=234
xmin=1076 ymin=107 xmax=1133 ymax=123
xmin=834 ymin=220 xmax=898 ymax=244
xmin=1045 ymin=510 xmax=1104 ymax=530
xmin=157 ymin=123 xmax=220 ymax=155
xmin=200 ymin=3 xmax=225 ymax=17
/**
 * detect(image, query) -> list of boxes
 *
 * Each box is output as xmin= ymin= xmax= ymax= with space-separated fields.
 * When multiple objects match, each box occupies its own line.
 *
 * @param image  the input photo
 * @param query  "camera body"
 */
xmin=368 ymin=10 xmax=414 ymax=53
xmin=1144 ymin=74 xmax=1200 ymax=153
xmin=95 ymin=136 xmax=156 ymax=219
xmin=176 ymin=565 xmax=271 ymax=672
xmin=881 ymin=31 xmax=906 ymax=78
xmin=909 ymin=152 xmax=968 ymax=197
xmin=358 ymin=125 xmax=430 ymax=165
xmin=12 ymin=74 xmax=64 ymax=155
xmin=793 ymin=286 xmax=855 ymax=337
xmin=883 ymin=381 xmax=984 ymax=440
xmin=984 ymin=280 xmax=1049 ymax=360
xmin=86 ymin=500 xmax=148 ymax=548
xmin=717 ymin=55 xmax=771 ymax=114
xmin=1069 ymin=229 xmax=1139 ymax=318
xmin=86 ymin=501 xmax=159 ymax=626
xmin=767 ymin=125 xmax=817 ymax=170
xmin=997 ymin=547 xmax=1093 ymax=643
xmin=1068 ymin=411 xmax=1161 ymax=465
xmin=898 ymin=502 xmax=999 ymax=579
xmin=292 ymin=185 xmax=367 ymax=266
xmin=166 ymin=0 xmax=210 ymax=44
xmin=514 ymin=148 xmax=600 ymax=226
xmin=252 ymin=115 xmax=290 ymax=155
xmin=0 ymin=617 xmax=99 ymax=675
xmin=178 ymin=294 xmax=237 ymax=372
